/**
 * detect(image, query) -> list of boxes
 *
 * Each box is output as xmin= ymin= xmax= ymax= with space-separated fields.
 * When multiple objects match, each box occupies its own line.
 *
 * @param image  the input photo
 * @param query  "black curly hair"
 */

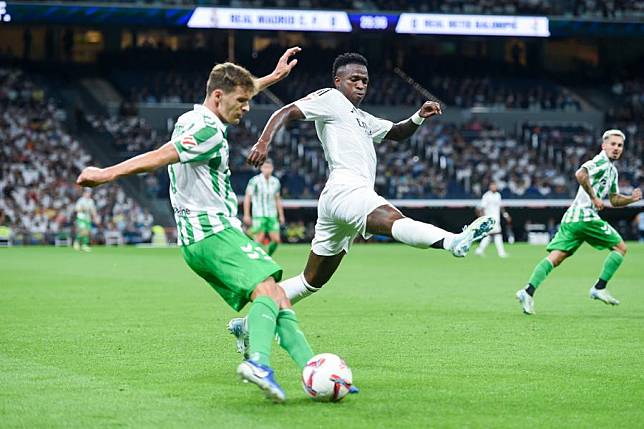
xmin=332 ymin=53 xmax=368 ymax=79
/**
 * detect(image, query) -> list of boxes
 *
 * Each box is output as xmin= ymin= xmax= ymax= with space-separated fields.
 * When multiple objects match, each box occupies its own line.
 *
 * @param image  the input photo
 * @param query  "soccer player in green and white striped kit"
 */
xmin=73 ymin=188 xmax=98 ymax=252
xmin=76 ymin=48 xmax=317 ymax=403
xmin=516 ymin=129 xmax=642 ymax=315
xmin=243 ymin=159 xmax=285 ymax=256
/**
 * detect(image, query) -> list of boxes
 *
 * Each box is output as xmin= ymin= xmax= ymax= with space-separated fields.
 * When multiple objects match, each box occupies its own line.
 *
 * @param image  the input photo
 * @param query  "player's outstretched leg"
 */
xmin=237 ymin=290 xmax=285 ymax=403
xmin=589 ymin=248 xmax=625 ymax=305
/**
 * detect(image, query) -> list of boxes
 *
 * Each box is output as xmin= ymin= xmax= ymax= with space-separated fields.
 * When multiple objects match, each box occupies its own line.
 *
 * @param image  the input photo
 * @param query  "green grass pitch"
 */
xmin=2 ymin=243 xmax=643 ymax=428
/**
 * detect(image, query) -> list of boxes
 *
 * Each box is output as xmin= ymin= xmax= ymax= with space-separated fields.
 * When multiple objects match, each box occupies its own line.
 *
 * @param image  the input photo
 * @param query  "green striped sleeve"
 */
xmin=173 ymin=125 xmax=223 ymax=163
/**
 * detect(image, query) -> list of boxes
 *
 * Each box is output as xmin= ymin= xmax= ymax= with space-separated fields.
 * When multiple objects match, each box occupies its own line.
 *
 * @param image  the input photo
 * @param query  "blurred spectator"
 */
xmin=0 ymin=67 xmax=153 ymax=244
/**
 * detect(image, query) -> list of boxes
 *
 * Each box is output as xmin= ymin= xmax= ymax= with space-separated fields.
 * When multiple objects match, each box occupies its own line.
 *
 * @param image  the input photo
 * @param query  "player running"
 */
xmin=245 ymin=52 xmax=494 ymax=306
xmin=475 ymin=181 xmax=510 ymax=258
xmin=516 ymin=129 xmax=642 ymax=315
xmin=73 ymin=188 xmax=98 ymax=252
xmin=76 ymin=48 xmax=319 ymax=403
xmin=243 ymin=159 xmax=285 ymax=256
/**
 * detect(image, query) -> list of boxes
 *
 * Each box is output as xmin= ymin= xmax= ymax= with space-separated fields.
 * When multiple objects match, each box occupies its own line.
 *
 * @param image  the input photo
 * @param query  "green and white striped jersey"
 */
xmin=168 ymin=104 xmax=240 ymax=246
xmin=561 ymin=151 xmax=618 ymax=223
xmin=246 ymin=174 xmax=281 ymax=218
xmin=74 ymin=197 xmax=96 ymax=223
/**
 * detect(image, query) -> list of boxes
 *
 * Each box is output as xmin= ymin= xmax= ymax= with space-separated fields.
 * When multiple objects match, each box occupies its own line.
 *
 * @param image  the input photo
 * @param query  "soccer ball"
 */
xmin=301 ymin=353 xmax=353 ymax=402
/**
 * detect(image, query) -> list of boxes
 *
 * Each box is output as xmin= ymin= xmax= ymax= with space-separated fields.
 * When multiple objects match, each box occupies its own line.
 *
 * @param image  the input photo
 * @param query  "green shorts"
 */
xmin=251 ymin=216 xmax=280 ymax=234
xmin=76 ymin=219 xmax=91 ymax=233
xmin=180 ymin=227 xmax=283 ymax=311
xmin=546 ymin=220 xmax=623 ymax=255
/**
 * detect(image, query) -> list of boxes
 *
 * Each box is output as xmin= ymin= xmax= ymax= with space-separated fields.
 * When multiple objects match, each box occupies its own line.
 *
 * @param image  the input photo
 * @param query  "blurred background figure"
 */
xmin=476 ymin=181 xmax=511 ymax=257
xmin=73 ymin=188 xmax=98 ymax=252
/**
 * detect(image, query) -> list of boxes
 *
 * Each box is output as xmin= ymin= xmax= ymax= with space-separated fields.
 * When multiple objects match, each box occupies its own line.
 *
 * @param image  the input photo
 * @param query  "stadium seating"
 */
xmin=0 ymin=67 xmax=154 ymax=244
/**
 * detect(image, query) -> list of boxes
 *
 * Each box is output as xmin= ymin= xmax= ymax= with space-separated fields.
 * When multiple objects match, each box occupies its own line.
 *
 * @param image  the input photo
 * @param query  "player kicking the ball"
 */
xmin=516 ymin=129 xmax=642 ymax=315
xmin=77 ymin=48 xmax=318 ymax=403
xmin=244 ymin=53 xmax=494 ymax=307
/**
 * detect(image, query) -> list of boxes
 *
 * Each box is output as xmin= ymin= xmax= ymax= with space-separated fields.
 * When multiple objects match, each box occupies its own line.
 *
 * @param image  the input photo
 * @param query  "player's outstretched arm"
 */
xmin=575 ymin=166 xmax=604 ymax=210
xmin=76 ymin=142 xmax=179 ymax=188
xmin=247 ymin=104 xmax=305 ymax=168
xmin=609 ymin=188 xmax=642 ymax=207
xmin=255 ymin=46 xmax=301 ymax=92
xmin=385 ymin=101 xmax=442 ymax=141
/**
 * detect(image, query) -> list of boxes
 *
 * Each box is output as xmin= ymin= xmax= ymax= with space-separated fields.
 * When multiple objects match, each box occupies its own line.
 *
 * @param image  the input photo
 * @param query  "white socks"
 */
xmin=494 ymin=234 xmax=507 ymax=256
xmin=391 ymin=217 xmax=454 ymax=249
xmin=476 ymin=236 xmax=491 ymax=254
xmin=279 ymin=273 xmax=319 ymax=304
xmin=476 ymin=234 xmax=506 ymax=256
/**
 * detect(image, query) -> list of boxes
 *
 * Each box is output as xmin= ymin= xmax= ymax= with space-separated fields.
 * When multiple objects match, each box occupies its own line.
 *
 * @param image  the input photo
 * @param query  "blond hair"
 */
xmin=602 ymin=129 xmax=626 ymax=142
xmin=206 ymin=62 xmax=256 ymax=98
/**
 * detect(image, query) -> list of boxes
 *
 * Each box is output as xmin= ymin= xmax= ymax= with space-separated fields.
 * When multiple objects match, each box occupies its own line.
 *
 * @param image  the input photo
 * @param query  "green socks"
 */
xmin=276 ymin=309 xmax=314 ymax=369
xmin=599 ymin=251 xmax=624 ymax=282
xmin=247 ymin=296 xmax=278 ymax=367
xmin=267 ymin=241 xmax=278 ymax=256
xmin=528 ymin=257 xmax=554 ymax=289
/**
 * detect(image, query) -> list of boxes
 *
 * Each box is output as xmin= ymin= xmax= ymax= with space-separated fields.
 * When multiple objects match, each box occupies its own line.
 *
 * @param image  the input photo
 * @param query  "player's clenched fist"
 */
xmin=419 ymin=101 xmax=442 ymax=118
xmin=247 ymin=141 xmax=268 ymax=168
xmin=76 ymin=167 xmax=111 ymax=187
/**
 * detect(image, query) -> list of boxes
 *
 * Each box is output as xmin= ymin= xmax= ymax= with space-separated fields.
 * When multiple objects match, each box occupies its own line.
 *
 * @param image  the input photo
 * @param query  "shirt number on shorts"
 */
xmin=240 ymin=244 xmax=272 ymax=261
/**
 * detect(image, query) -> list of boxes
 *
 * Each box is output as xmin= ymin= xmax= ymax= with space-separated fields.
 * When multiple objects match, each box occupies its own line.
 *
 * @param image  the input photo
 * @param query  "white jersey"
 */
xmin=293 ymin=88 xmax=393 ymax=187
xmin=168 ymin=104 xmax=240 ymax=246
xmin=480 ymin=191 xmax=502 ymax=223
xmin=246 ymin=174 xmax=281 ymax=218
xmin=561 ymin=151 xmax=618 ymax=223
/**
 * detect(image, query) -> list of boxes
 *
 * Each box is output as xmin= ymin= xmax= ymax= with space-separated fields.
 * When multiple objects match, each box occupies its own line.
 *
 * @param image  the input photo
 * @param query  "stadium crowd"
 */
xmin=110 ymin=63 xmax=581 ymax=112
xmin=0 ymin=68 xmax=154 ymax=244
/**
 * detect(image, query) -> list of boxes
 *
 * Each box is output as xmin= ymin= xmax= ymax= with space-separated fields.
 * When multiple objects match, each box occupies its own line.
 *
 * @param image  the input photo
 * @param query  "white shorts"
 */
xmin=311 ymin=182 xmax=392 ymax=256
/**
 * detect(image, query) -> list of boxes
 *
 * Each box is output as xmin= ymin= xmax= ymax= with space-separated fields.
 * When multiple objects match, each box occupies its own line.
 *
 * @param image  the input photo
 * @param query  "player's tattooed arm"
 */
xmin=385 ymin=101 xmax=442 ymax=141
xmin=248 ymin=104 xmax=305 ymax=168
xmin=575 ymin=167 xmax=604 ymax=210
xmin=255 ymin=46 xmax=301 ymax=92
xmin=77 ymin=142 xmax=179 ymax=187
xmin=609 ymin=188 xmax=642 ymax=207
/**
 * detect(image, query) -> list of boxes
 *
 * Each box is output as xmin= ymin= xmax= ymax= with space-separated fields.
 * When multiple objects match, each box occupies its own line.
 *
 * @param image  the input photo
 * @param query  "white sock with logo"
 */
xmin=279 ymin=273 xmax=319 ymax=304
xmin=391 ymin=217 xmax=454 ymax=249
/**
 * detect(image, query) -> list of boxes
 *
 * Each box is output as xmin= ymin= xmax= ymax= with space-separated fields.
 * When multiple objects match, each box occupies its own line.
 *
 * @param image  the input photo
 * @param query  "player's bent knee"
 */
xmin=251 ymin=277 xmax=282 ymax=304
xmin=614 ymin=242 xmax=627 ymax=255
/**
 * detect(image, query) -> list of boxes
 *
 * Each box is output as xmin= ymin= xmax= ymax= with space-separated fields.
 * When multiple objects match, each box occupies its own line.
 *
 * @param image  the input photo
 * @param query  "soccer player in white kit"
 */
xmin=245 ymin=53 xmax=495 ymax=305
xmin=475 ymin=181 xmax=510 ymax=258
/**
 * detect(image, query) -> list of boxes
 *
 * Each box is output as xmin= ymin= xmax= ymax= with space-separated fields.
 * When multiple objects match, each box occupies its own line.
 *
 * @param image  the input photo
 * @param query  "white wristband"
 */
xmin=411 ymin=110 xmax=425 ymax=125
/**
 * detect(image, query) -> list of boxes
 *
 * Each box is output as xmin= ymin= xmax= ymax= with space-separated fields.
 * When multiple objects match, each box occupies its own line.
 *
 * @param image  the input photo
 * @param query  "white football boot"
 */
xmin=448 ymin=216 xmax=496 ymax=257
xmin=590 ymin=287 xmax=620 ymax=305
xmin=516 ymin=289 xmax=535 ymax=315
xmin=227 ymin=317 xmax=249 ymax=358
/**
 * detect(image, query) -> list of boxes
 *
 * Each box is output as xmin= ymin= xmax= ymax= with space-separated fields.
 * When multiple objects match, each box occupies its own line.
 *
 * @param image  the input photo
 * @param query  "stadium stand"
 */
xmin=0 ymin=67 xmax=154 ymax=244
xmin=46 ymin=0 xmax=644 ymax=18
